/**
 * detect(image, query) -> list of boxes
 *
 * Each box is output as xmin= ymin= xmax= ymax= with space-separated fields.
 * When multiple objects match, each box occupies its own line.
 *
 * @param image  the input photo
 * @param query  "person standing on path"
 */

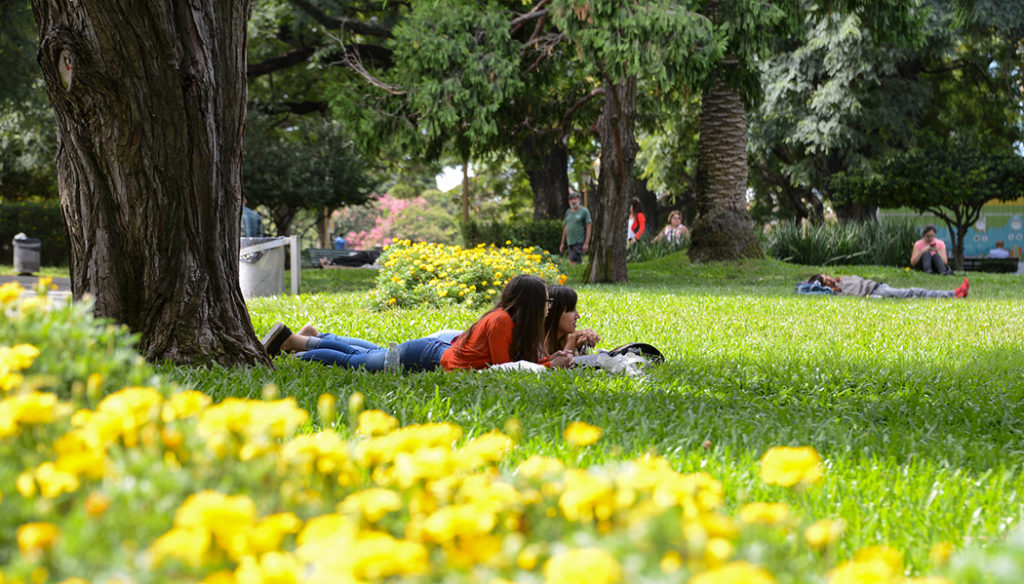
xmin=560 ymin=191 xmax=592 ymax=265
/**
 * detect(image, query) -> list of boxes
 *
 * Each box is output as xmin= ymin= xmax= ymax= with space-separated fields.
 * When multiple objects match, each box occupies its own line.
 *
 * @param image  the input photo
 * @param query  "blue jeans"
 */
xmin=870 ymin=284 xmax=954 ymax=299
xmin=298 ymin=336 xmax=450 ymax=372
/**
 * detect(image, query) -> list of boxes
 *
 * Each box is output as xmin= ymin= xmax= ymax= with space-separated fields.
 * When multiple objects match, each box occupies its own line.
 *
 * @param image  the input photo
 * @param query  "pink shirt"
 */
xmin=914 ymin=238 xmax=946 ymax=252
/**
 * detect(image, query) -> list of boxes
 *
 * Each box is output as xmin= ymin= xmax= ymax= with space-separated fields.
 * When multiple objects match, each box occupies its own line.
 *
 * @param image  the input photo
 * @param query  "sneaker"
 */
xmin=260 ymin=323 xmax=292 ymax=357
xmin=954 ymin=277 xmax=969 ymax=298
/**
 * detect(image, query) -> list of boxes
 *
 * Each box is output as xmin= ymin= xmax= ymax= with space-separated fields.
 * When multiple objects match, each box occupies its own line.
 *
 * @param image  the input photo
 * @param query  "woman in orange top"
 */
xmin=263 ymin=274 xmax=574 ymax=371
xmin=627 ymin=198 xmax=646 ymax=245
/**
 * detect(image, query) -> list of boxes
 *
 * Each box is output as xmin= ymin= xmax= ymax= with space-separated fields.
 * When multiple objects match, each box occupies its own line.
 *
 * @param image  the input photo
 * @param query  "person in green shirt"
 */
xmin=559 ymin=191 xmax=591 ymax=264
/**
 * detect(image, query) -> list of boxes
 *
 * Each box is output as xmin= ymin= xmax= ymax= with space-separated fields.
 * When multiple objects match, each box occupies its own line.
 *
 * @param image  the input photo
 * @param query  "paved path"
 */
xmin=0 ymin=274 xmax=72 ymax=305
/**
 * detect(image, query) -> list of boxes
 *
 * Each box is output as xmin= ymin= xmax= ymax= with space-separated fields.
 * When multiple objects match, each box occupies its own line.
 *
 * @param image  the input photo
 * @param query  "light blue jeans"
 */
xmin=297 ymin=335 xmax=450 ymax=372
xmin=870 ymin=284 xmax=954 ymax=299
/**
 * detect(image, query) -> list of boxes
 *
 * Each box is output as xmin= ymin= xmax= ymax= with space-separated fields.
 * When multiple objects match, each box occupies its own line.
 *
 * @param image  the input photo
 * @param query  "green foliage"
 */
xmin=761 ymin=218 xmax=920 ymax=266
xmin=460 ymin=218 xmax=563 ymax=254
xmin=0 ymin=280 xmax=156 ymax=400
xmin=0 ymin=200 xmax=68 ymax=267
xmin=242 ymin=112 xmax=376 ymax=233
xmin=626 ymin=237 xmax=689 ymax=264
xmin=390 ymin=190 xmax=461 ymax=246
xmin=370 ymin=240 xmax=565 ymax=309
xmin=549 ymin=0 xmax=720 ymax=89
xmin=0 ymin=104 xmax=59 ymax=202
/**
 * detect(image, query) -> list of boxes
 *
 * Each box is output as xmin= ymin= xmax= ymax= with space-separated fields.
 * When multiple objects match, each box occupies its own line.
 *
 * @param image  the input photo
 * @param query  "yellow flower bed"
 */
xmin=0 ymin=281 xmax=956 ymax=583
xmin=371 ymin=240 xmax=567 ymax=309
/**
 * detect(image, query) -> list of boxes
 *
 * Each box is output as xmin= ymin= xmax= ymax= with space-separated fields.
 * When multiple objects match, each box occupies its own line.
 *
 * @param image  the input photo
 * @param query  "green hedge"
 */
xmin=761 ymin=218 xmax=919 ymax=267
xmin=460 ymin=218 xmax=563 ymax=254
xmin=0 ymin=200 xmax=68 ymax=266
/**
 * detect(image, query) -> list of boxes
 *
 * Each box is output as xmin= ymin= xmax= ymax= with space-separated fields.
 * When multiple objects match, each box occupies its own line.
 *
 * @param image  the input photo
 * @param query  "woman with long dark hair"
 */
xmin=627 ymin=198 xmax=646 ymax=245
xmin=543 ymin=285 xmax=601 ymax=356
xmin=262 ymin=274 xmax=574 ymax=371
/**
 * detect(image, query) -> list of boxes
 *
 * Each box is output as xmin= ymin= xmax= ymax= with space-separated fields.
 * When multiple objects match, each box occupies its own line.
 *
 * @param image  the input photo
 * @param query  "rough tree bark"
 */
xmin=515 ymin=134 xmax=569 ymax=221
xmin=586 ymin=77 xmax=637 ymax=283
xmin=32 ymin=0 xmax=268 ymax=366
xmin=689 ymin=81 xmax=762 ymax=262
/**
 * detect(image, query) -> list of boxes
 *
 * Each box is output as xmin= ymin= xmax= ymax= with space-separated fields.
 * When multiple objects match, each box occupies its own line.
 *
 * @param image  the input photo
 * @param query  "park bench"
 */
xmin=306 ymin=248 xmax=382 ymax=268
xmin=959 ymin=256 xmax=1019 ymax=273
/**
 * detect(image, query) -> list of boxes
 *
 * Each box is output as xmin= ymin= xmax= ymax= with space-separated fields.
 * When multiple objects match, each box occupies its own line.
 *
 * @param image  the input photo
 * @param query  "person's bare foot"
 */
xmin=298 ymin=324 xmax=319 ymax=336
xmin=280 ymin=333 xmax=313 ymax=353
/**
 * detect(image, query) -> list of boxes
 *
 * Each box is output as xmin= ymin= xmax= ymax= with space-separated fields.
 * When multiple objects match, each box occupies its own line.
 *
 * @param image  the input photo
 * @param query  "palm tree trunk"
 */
xmin=689 ymin=81 xmax=762 ymax=262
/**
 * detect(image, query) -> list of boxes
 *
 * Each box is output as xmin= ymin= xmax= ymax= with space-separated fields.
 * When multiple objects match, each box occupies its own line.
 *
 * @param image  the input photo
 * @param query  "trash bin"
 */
xmin=12 ymin=233 xmax=41 ymax=275
xmin=239 ymin=237 xmax=285 ymax=300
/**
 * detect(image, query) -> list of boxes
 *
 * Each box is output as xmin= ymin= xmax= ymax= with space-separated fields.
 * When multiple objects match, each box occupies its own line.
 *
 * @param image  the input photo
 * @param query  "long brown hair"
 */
xmin=456 ymin=274 xmax=548 ymax=362
xmin=543 ymin=285 xmax=577 ymax=354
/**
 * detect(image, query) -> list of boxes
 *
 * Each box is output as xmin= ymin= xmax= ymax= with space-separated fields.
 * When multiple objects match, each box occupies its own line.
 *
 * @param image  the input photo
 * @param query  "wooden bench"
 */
xmin=959 ymin=256 xmax=1019 ymax=273
xmin=306 ymin=248 xmax=381 ymax=268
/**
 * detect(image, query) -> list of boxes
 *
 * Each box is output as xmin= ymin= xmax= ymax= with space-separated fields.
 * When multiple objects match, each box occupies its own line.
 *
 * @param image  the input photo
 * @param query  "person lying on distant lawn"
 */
xmin=260 ymin=274 xmax=574 ymax=371
xmin=799 ymin=274 xmax=969 ymax=299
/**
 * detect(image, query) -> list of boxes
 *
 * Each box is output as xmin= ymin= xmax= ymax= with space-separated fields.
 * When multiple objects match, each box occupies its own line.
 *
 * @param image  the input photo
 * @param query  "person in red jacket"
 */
xmin=627 ymin=198 xmax=646 ymax=246
xmin=261 ymin=275 xmax=574 ymax=371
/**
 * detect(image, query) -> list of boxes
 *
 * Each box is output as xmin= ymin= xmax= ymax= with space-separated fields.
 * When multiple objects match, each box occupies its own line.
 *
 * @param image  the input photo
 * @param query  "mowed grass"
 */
xmin=166 ymin=253 xmax=1024 ymax=572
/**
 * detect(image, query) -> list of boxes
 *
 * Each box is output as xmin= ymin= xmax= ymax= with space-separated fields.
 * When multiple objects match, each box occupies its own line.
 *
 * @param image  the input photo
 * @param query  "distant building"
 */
xmin=879 ymin=198 xmax=1024 ymax=258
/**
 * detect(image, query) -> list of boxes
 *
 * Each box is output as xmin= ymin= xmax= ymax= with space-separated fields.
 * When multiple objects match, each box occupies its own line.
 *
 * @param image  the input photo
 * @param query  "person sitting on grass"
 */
xmin=544 ymin=285 xmax=600 ymax=355
xmin=910 ymin=224 xmax=953 ymax=275
xmin=260 ymin=274 xmax=574 ymax=371
xmin=801 ymin=273 xmax=969 ymax=299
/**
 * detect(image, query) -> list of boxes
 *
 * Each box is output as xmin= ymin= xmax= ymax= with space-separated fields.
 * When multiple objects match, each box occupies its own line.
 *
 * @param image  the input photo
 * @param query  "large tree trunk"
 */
xmin=515 ymin=134 xmax=569 ymax=221
xmin=586 ymin=77 xmax=637 ymax=283
xmin=32 ymin=0 xmax=268 ymax=366
xmin=689 ymin=82 xmax=762 ymax=262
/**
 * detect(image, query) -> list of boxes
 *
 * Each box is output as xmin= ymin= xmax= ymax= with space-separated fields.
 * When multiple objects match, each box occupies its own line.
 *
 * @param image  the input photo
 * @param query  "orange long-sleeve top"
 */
xmin=440 ymin=308 xmax=549 ymax=370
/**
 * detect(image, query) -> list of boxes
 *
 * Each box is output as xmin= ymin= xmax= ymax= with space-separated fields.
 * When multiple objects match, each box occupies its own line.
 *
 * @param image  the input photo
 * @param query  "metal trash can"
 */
xmin=12 ymin=233 xmax=41 ymax=275
xmin=239 ymin=237 xmax=285 ymax=300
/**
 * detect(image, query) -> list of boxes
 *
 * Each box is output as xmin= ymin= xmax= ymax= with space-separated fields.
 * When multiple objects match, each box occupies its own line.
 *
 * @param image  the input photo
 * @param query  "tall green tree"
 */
xmin=242 ymin=111 xmax=375 ymax=241
xmin=550 ymin=0 xmax=719 ymax=281
xmin=31 ymin=0 xmax=266 ymax=366
xmin=835 ymin=140 xmax=1024 ymax=269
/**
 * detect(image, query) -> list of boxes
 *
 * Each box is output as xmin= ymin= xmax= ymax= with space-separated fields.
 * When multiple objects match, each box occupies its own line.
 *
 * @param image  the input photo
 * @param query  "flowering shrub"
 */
xmin=371 ymin=240 xmax=567 ymax=309
xmin=0 ymin=280 xmax=975 ymax=583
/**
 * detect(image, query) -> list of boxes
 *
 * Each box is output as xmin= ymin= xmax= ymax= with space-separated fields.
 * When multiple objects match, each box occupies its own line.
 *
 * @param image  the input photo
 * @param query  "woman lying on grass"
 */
xmin=801 ymin=273 xmax=969 ymax=299
xmin=544 ymin=285 xmax=600 ymax=355
xmin=261 ymin=274 xmax=574 ymax=371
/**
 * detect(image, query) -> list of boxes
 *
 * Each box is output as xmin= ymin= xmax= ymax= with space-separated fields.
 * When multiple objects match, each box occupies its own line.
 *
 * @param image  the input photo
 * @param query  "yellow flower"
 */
xmin=516 ymin=455 xmax=565 ymax=480
xmin=150 ymin=527 xmax=211 ymax=567
xmin=17 ymin=522 xmax=60 ymax=556
xmin=690 ymin=561 xmax=776 ymax=584
xmin=357 ymin=410 xmax=399 ymax=437
xmin=929 ymin=541 xmax=955 ymax=565
xmin=563 ymin=421 xmax=602 ymax=447
xmin=543 ymin=548 xmax=621 ymax=584
xmin=827 ymin=558 xmax=897 ymax=584
xmin=340 ymin=489 xmax=403 ymax=523
xmin=759 ymin=446 xmax=824 ymax=487
xmin=235 ymin=551 xmax=301 ymax=584
xmin=0 ymin=281 xmax=24 ymax=304
xmin=162 ymin=390 xmax=212 ymax=422
xmin=85 ymin=492 xmax=112 ymax=517
xmin=805 ymin=519 xmax=845 ymax=551
xmin=0 ymin=343 xmax=40 ymax=371
xmin=738 ymin=502 xmax=790 ymax=525
xmin=853 ymin=546 xmax=903 ymax=573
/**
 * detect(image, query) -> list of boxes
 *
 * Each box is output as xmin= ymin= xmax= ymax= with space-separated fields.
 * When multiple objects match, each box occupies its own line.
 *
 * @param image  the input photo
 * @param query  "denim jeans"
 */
xmin=870 ymin=284 xmax=954 ymax=299
xmin=915 ymin=252 xmax=951 ymax=274
xmin=298 ymin=336 xmax=450 ymax=372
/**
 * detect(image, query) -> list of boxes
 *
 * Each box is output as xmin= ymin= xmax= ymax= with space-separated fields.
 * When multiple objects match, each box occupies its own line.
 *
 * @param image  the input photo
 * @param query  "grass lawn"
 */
xmin=163 ymin=254 xmax=1024 ymax=572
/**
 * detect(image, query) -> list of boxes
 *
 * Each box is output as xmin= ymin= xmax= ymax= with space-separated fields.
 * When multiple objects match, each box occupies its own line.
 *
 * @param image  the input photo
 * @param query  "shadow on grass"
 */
xmin=165 ymin=342 xmax=1024 ymax=476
